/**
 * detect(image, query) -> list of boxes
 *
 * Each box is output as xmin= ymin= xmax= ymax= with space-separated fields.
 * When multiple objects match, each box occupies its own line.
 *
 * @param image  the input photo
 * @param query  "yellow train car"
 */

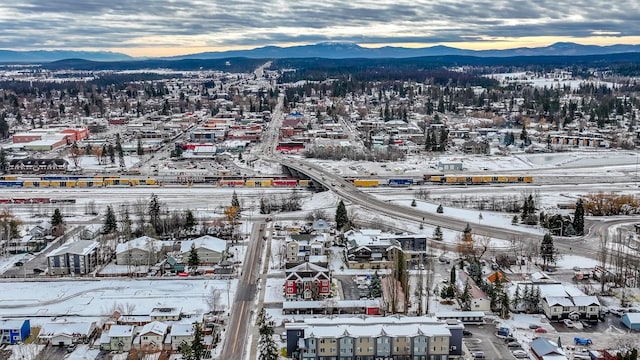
xmin=245 ymin=179 xmax=257 ymax=187
xmin=129 ymin=179 xmax=140 ymax=186
xmin=522 ymin=176 xmax=533 ymax=183
xmin=49 ymin=181 xmax=61 ymax=187
xmin=261 ymin=179 xmax=273 ymax=187
xmin=299 ymin=179 xmax=310 ymax=187
xmin=496 ymin=176 xmax=508 ymax=183
xmin=430 ymin=175 xmax=443 ymax=183
xmin=144 ymin=178 xmax=157 ymax=185
xmin=471 ymin=176 xmax=483 ymax=184
xmin=507 ymin=176 xmax=518 ymax=183
xmin=353 ymin=179 xmax=379 ymax=187
xmin=65 ymin=180 xmax=77 ymax=188
xmin=482 ymin=176 xmax=493 ymax=183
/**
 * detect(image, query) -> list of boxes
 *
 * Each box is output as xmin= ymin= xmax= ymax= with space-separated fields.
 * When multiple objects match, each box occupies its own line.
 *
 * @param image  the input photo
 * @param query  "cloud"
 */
xmin=0 ymin=0 xmax=638 ymax=54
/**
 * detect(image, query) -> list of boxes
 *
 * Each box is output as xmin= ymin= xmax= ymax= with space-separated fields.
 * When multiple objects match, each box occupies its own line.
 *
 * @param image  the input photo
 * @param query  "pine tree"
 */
xmin=115 ymin=133 xmax=125 ymax=168
xmin=257 ymin=309 xmax=278 ymax=360
xmin=148 ymin=194 xmax=162 ymax=234
xmin=191 ymin=323 xmax=205 ymax=360
xmin=121 ymin=208 xmax=132 ymax=240
xmin=231 ymin=191 xmax=240 ymax=208
xmin=0 ymin=149 xmax=7 ymax=173
xmin=184 ymin=209 xmax=196 ymax=234
xmin=573 ymin=198 xmax=585 ymax=235
xmin=136 ymin=138 xmax=144 ymax=155
xmin=540 ymin=233 xmax=556 ymax=267
xmin=335 ymin=200 xmax=349 ymax=230
xmin=450 ymin=266 xmax=456 ymax=284
xmin=433 ymin=225 xmax=443 ymax=241
xmin=188 ymin=244 xmax=200 ymax=268
xmin=103 ymin=206 xmax=117 ymax=234
xmin=460 ymin=281 xmax=472 ymax=310
xmin=51 ymin=208 xmax=65 ymax=236
xmin=512 ymin=285 xmax=521 ymax=309
xmin=369 ymin=271 xmax=382 ymax=298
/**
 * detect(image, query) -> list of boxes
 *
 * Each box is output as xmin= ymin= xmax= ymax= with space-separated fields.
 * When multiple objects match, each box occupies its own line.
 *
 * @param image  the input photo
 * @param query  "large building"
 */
xmin=47 ymin=240 xmax=100 ymax=275
xmin=285 ymin=317 xmax=464 ymax=360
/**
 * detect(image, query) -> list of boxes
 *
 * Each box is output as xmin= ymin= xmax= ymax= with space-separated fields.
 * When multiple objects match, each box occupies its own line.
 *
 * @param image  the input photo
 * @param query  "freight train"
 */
xmin=0 ymin=176 xmax=158 ymax=188
xmin=425 ymin=175 xmax=533 ymax=184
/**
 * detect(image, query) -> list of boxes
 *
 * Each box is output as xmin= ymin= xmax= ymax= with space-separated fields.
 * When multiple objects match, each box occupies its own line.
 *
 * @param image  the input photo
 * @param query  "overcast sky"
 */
xmin=1 ymin=0 xmax=639 ymax=56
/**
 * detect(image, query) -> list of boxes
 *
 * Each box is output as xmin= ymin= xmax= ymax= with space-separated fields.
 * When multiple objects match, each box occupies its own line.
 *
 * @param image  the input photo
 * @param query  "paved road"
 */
xmin=220 ymin=221 xmax=266 ymax=360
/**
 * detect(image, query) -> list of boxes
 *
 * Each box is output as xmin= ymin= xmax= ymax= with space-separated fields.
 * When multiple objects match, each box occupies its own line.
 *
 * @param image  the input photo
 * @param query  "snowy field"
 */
xmin=0 ymin=278 xmax=237 ymax=321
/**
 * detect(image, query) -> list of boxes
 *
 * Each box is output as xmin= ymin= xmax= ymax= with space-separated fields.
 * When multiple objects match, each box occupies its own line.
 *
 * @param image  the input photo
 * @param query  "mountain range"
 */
xmin=2 ymin=42 xmax=640 ymax=63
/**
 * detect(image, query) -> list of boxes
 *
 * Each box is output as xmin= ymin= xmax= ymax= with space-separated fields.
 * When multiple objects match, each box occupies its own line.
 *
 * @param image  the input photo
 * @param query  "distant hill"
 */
xmin=166 ymin=41 xmax=640 ymax=60
xmin=0 ymin=50 xmax=133 ymax=63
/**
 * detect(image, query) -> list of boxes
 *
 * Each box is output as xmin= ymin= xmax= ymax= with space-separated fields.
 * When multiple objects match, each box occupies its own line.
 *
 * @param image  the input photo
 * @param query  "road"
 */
xmin=220 ymin=221 xmax=266 ymax=360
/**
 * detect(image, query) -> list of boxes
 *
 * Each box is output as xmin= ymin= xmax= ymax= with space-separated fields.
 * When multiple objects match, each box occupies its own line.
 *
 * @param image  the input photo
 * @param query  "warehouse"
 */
xmin=621 ymin=312 xmax=640 ymax=330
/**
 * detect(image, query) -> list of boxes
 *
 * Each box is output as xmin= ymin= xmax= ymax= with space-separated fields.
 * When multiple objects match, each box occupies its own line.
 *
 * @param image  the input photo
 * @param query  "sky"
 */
xmin=1 ymin=0 xmax=640 ymax=57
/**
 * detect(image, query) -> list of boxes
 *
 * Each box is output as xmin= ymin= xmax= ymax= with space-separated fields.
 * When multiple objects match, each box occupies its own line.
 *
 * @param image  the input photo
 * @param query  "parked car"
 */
xmin=610 ymin=308 xmax=624 ymax=317
xmin=574 ymin=337 xmax=593 ymax=346
xmin=512 ymin=350 xmax=529 ymax=358
xmin=528 ymin=324 xmax=540 ymax=329
xmin=507 ymin=342 xmax=522 ymax=348
xmin=563 ymin=319 xmax=575 ymax=328
xmin=472 ymin=351 xmax=485 ymax=359
xmin=14 ymin=261 xmax=24 ymax=267
xmin=462 ymin=330 xmax=472 ymax=336
xmin=33 ymin=268 xmax=45 ymax=274
xmin=534 ymin=328 xmax=548 ymax=333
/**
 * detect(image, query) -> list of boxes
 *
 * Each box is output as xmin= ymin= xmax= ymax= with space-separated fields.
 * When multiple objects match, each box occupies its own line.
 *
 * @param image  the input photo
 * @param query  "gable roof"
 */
xmin=140 ymin=321 xmax=168 ymax=336
xmin=286 ymin=262 xmax=329 ymax=274
xmin=531 ymin=338 xmax=565 ymax=358
xmin=116 ymin=236 xmax=162 ymax=254
xmin=48 ymin=240 xmax=99 ymax=257
xmin=180 ymin=235 xmax=226 ymax=253
xmin=108 ymin=325 xmax=134 ymax=337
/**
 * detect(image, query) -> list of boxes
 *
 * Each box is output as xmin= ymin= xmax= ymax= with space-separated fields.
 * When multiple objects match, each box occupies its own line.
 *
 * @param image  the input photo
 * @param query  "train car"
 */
xmin=298 ymin=179 xmax=310 ymax=187
xmin=143 ymin=178 xmax=157 ymax=186
xmin=353 ymin=179 xmax=380 ymax=187
xmin=388 ymin=178 xmax=414 ymax=187
xmin=219 ymin=180 xmax=245 ymax=187
xmin=273 ymin=179 xmax=298 ymax=187
xmin=0 ymin=199 xmax=11 ymax=204
xmin=522 ymin=176 xmax=533 ymax=183
xmin=0 ymin=175 xmax=18 ymax=181
xmin=429 ymin=175 xmax=443 ymax=183
xmin=31 ymin=198 xmax=51 ymax=204
xmin=0 ymin=181 xmax=24 ymax=188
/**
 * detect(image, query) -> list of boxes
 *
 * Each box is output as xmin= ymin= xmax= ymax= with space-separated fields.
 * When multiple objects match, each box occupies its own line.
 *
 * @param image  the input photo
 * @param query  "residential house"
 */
xmin=285 ymin=234 xmax=329 ymax=267
xmin=8 ymin=158 xmax=69 ymax=174
xmin=116 ymin=236 xmax=167 ymax=266
xmin=170 ymin=323 xmax=195 ymax=351
xmin=284 ymin=262 xmax=332 ymax=300
xmin=47 ymin=240 xmax=99 ymax=275
xmin=160 ymin=256 xmax=185 ymax=274
xmin=38 ymin=321 xmax=96 ymax=346
xmin=102 ymin=325 xmax=135 ymax=351
xmin=456 ymin=271 xmax=491 ymax=312
xmin=150 ymin=307 xmax=181 ymax=322
xmin=180 ymin=235 xmax=226 ymax=265
xmin=137 ymin=321 xmax=168 ymax=352
xmin=530 ymin=338 xmax=567 ymax=360
xmin=0 ymin=319 xmax=30 ymax=345
xmin=285 ymin=316 xmax=463 ymax=360
xmin=344 ymin=230 xmax=403 ymax=269
xmin=514 ymin=282 xmax=601 ymax=321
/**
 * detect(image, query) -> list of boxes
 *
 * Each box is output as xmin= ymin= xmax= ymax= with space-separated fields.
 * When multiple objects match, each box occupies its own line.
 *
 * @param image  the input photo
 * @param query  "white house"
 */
xmin=103 ymin=325 xmax=135 ymax=351
xmin=180 ymin=235 xmax=226 ymax=265
xmin=38 ymin=322 xmax=96 ymax=346
xmin=116 ymin=236 xmax=168 ymax=266
xmin=170 ymin=323 xmax=195 ymax=351
xmin=138 ymin=321 xmax=168 ymax=351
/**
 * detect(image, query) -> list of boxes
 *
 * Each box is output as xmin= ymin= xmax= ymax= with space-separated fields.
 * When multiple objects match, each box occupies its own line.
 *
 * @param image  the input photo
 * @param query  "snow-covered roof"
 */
xmin=48 ymin=240 xmax=99 ymax=257
xmin=116 ymin=236 xmax=163 ymax=254
xmin=39 ymin=322 xmax=95 ymax=338
xmin=0 ymin=319 xmax=27 ymax=329
xmin=282 ymin=299 xmax=381 ymax=309
xmin=571 ymin=296 xmax=600 ymax=306
xmin=531 ymin=338 xmax=565 ymax=358
xmin=544 ymin=297 xmax=574 ymax=307
xmin=180 ymin=235 xmax=226 ymax=253
xmin=622 ymin=312 xmax=640 ymax=324
xmin=286 ymin=262 xmax=329 ymax=273
xmin=170 ymin=323 xmax=194 ymax=337
xmin=108 ymin=325 xmax=135 ymax=337
xmin=302 ymin=323 xmax=450 ymax=338
xmin=140 ymin=321 xmax=168 ymax=336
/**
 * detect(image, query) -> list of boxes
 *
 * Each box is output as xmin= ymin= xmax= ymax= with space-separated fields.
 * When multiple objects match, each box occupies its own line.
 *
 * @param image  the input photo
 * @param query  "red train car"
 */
xmin=273 ymin=179 xmax=298 ymax=187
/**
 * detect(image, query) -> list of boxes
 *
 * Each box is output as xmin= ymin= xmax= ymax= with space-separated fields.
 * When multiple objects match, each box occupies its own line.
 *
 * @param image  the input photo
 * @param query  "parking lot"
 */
xmin=463 ymin=324 xmax=519 ymax=360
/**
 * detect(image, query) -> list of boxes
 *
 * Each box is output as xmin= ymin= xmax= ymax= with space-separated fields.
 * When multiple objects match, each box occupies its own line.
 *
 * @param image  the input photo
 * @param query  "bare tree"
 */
xmin=206 ymin=287 xmax=222 ymax=314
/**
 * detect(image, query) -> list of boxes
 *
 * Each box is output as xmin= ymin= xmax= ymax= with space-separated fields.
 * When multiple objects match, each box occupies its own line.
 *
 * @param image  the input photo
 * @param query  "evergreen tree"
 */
xmin=520 ymin=122 xmax=528 ymax=143
xmin=188 ymin=244 xmax=200 ymax=268
xmin=184 ymin=209 xmax=196 ymax=233
xmin=115 ymin=133 xmax=125 ymax=168
xmin=335 ymin=200 xmax=349 ymax=230
xmin=460 ymin=281 xmax=472 ymax=310
xmin=148 ymin=194 xmax=162 ymax=234
xmin=231 ymin=191 xmax=240 ymax=208
xmin=136 ymin=138 xmax=144 ymax=155
xmin=103 ymin=206 xmax=117 ymax=234
xmin=573 ymin=198 xmax=585 ymax=235
xmin=108 ymin=144 xmax=115 ymax=164
xmin=450 ymin=266 xmax=456 ymax=284
xmin=433 ymin=225 xmax=443 ymax=241
xmin=51 ymin=208 xmax=65 ymax=236
xmin=369 ymin=271 xmax=382 ymax=298
xmin=181 ymin=323 xmax=205 ymax=360
xmin=540 ymin=233 xmax=556 ymax=267
xmin=257 ymin=309 xmax=278 ymax=360
xmin=512 ymin=285 xmax=521 ymax=309
xmin=121 ymin=208 xmax=132 ymax=240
